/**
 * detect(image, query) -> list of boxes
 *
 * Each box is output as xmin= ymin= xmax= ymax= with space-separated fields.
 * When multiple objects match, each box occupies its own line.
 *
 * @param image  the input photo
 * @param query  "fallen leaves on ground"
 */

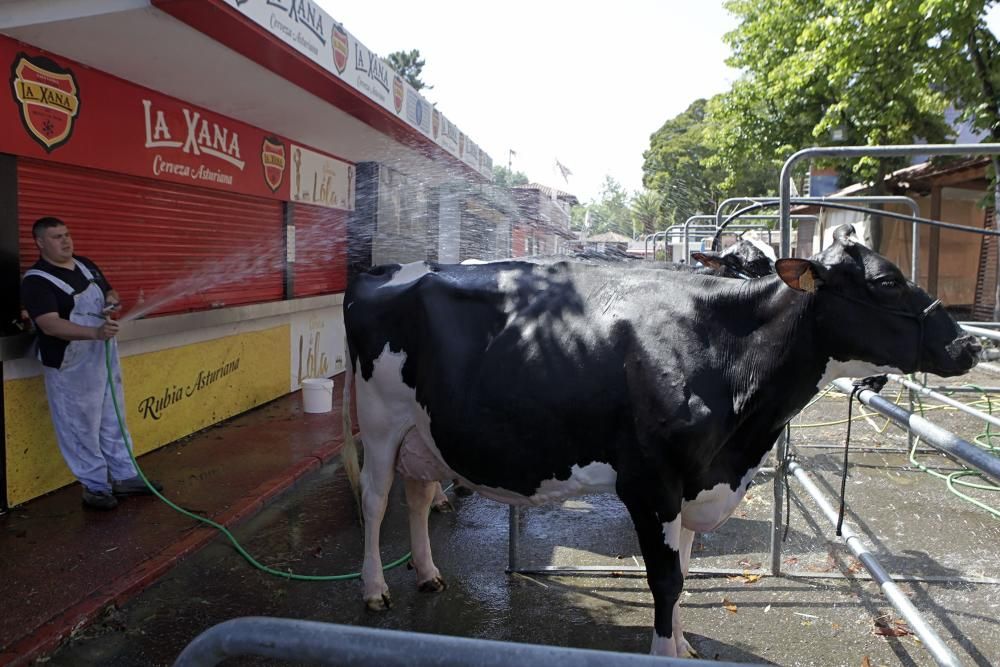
xmin=727 ymin=571 xmax=762 ymax=585
xmin=721 ymin=598 xmax=738 ymax=613
xmin=872 ymin=615 xmax=912 ymax=637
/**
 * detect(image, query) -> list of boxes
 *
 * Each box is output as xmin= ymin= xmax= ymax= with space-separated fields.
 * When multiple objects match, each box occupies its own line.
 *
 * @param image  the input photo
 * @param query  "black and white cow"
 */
xmin=341 ymin=224 xmax=978 ymax=657
xmin=692 ymin=236 xmax=776 ymax=279
xmin=426 ymin=239 xmax=778 ymax=513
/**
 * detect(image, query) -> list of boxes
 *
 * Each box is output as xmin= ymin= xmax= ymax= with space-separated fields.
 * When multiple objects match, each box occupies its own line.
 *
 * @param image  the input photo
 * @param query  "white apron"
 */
xmin=24 ymin=260 xmax=137 ymax=492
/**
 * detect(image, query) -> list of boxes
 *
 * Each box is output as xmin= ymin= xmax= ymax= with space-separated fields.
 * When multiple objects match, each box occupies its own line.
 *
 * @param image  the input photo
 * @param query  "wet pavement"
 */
xmin=5 ymin=369 xmax=1000 ymax=666
xmin=0 ymin=378 xmax=349 ymax=666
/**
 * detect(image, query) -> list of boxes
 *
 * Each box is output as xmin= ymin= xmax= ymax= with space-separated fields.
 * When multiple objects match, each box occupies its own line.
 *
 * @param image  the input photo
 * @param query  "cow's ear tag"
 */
xmin=776 ymin=258 xmax=819 ymax=293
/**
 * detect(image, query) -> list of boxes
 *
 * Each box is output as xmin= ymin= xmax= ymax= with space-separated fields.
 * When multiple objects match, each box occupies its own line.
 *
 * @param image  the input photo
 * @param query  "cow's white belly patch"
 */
xmin=470 ymin=462 xmax=618 ymax=506
xmin=681 ymin=450 xmax=769 ymax=532
xmin=818 ymin=359 xmax=901 ymax=391
xmin=381 ymin=261 xmax=432 ymax=288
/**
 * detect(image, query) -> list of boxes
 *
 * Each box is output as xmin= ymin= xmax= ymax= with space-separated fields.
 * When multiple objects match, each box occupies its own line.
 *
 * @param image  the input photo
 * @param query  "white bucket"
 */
xmin=301 ymin=378 xmax=334 ymax=414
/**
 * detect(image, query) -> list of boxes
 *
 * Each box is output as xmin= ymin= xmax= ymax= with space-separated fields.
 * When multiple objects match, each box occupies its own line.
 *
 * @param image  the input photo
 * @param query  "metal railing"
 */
xmin=172 ymin=617 xmax=754 ymax=667
xmin=777 ymin=144 xmax=1000 ymax=256
xmin=716 ymin=195 xmax=920 ymax=282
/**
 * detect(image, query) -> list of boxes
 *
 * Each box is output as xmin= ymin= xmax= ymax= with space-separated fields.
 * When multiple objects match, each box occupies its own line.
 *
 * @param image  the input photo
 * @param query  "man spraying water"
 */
xmin=20 ymin=216 xmax=162 ymax=510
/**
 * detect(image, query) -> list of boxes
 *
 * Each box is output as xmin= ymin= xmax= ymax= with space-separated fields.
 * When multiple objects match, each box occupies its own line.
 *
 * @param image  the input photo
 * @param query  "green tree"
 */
xmin=919 ymin=0 xmax=1000 ymax=210
xmin=708 ymin=0 xmax=977 ymax=188
xmin=572 ymin=177 xmax=634 ymax=237
xmin=387 ymin=49 xmax=432 ymax=92
xmin=643 ymin=99 xmax=718 ymax=225
xmin=643 ymin=98 xmax=775 ymax=227
xmin=493 ymin=165 xmax=529 ymax=188
xmin=630 ymin=190 xmax=664 ymax=236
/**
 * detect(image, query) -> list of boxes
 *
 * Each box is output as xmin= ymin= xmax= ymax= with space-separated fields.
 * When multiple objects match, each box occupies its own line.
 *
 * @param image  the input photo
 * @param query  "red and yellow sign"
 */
xmin=331 ymin=23 xmax=349 ymax=74
xmin=392 ymin=75 xmax=404 ymax=114
xmin=10 ymin=52 xmax=80 ymax=152
xmin=0 ymin=35 xmax=351 ymax=202
xmin=261 ymin=136 xmax=287 ymax=193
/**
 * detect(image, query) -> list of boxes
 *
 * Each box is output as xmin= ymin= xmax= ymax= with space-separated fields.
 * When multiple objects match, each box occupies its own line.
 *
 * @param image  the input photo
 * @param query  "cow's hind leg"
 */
xmin=430 ymin=481 xmax=454 ymax=513
xmin=359 ymin=438 xmax=398 ymax=611
xmin=619 ymin=483 xmax=685 ymax=658
xmin=405 ymin=478 xmax=447 ymax=593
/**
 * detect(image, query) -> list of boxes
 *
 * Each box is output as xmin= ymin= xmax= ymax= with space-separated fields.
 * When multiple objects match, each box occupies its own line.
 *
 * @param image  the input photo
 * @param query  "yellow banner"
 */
xmin=4 ymin=325 xmax=290 ymax=506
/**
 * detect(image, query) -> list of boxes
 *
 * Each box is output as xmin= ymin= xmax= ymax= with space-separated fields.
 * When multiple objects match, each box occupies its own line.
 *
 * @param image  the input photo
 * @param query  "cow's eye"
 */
xmin=874 ymin=276 xmax=903 ymax=289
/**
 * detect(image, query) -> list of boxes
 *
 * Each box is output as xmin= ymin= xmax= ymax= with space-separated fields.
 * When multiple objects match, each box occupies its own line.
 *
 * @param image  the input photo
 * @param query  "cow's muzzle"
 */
xmin=945 ymin=334 xmax=982 ymax=371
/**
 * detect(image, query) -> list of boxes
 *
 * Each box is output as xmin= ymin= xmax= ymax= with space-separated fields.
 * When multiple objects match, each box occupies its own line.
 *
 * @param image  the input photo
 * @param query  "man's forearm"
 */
xmin=35 ymin=315 xmax=99 ymax=341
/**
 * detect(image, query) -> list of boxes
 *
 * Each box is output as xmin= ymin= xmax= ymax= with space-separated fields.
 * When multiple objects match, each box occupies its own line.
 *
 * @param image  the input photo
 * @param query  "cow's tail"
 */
xmin=340 ymin=362 xmax=363 ymax=525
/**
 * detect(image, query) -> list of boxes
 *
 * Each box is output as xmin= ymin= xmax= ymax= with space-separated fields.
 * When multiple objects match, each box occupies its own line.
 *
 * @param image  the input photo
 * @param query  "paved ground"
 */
xmin=39 ymin=370 xmax=1000 ymax=667
xmin=0 ymin=380 xmax=349 ymax=666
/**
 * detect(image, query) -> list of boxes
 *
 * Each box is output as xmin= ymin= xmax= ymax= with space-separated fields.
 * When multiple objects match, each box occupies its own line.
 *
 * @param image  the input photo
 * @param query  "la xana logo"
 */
xmin=10 ymin=53 xmax=80 ymax=152
xmin=331 ymin=23 xmax=349 ymax=74
xmin=261 ymin=136 xmax=287 ymax=192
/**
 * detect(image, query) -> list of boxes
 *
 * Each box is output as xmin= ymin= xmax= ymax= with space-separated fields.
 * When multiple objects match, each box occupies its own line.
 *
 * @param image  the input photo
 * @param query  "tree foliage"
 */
xmin=643 ymin=99 xmax=776 ymax=227
xmin=706 ymin=0 xmax=1000 ymax=187
xmin=920 ymin=1 xmax=1000 ymax=140
xmin=630 ymin=190 xmax=664 ymax=236
xmin=571 ymin=177 xmax=636 ymax=238
xmin=387 ymin=49 xmax=432 ymax=92
xmin=492 ymin=165 xmax=529 ymax=188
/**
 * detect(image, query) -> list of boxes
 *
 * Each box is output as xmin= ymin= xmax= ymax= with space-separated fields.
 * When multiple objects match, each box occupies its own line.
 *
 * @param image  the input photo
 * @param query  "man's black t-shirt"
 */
xmin=20 ymin=256 xmax=113 ymax=369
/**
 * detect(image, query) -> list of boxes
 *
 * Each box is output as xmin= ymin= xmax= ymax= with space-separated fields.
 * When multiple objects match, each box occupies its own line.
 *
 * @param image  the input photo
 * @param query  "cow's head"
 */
xmin=776 ymin=224 xmax=980 ymax=377
xmin=692 ymin=237 xmax=776 ymax=279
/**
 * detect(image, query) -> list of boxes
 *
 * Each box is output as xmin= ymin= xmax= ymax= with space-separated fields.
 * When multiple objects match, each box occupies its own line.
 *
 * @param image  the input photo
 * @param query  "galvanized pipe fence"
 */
xmin=171 ymin=617 xmax=755 ymax=667
xmin=508 ymin=144 xmax=1000 ymax=667
xmin=643 ymin=219 xmax=774 ymax=261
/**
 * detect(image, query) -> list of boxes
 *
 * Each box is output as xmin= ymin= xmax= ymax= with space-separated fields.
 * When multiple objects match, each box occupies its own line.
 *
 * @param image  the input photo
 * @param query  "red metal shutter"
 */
xmin=18 ymin=159 xmax=283 ymax=316
xmin=292 ymin=203 xmax=347 ymax=297
xmin=511 ymin=224 xmax=528 ymax=258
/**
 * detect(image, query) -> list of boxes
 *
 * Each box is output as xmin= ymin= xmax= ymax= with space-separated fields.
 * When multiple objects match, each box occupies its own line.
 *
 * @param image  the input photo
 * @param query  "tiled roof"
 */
xmin=512 ymin=182 xmax=580 ymax=205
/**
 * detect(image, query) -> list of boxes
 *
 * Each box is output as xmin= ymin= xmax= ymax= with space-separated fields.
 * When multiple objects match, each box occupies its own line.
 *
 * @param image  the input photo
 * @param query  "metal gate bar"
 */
xmin=172 ymin=617 xmax=754 ymax=667
xmin=830 ymin=378 xmax=1000 ymax=483
xmin=786 ymin=460 xmax=963 ymax=667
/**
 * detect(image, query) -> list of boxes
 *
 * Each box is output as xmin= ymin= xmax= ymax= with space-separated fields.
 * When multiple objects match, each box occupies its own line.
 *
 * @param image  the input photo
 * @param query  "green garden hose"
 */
xmin=104 ymin=340 xmax=414 ymax=581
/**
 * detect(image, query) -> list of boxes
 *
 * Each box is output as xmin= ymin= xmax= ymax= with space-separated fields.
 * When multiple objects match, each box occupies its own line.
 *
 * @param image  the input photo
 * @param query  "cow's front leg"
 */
xmin=673 ymin=526 xmax=697 ymax=658
xmin=619 ymin=487 xmax=685 ymax=657
xmin=404 ymin=478 xmax=446 ymax=592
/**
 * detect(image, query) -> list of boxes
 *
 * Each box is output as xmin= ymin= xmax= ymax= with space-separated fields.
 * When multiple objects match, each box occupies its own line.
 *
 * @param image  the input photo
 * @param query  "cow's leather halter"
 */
xmin=820 ymin=288 xmax=942 ymax=373
xmin=789 ymin=289 xmax=943 ymax=538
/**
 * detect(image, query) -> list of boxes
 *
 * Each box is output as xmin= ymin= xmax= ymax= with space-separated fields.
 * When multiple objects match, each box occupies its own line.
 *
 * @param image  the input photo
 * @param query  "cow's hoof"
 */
xmin=418 ymin=576 xmax=447 ymax=593
xmin=431 ymin=499 xmax=455 ymax=513
xmin=676 ymin=636 xmax=698 ymax=658
xmin=365 ymin=593 xmax=392 ymax=612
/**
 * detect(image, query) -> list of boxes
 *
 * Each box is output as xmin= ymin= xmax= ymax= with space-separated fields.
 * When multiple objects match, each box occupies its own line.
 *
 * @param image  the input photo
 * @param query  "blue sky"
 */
xmin=316 ymin=1 xmax=740 ymax=202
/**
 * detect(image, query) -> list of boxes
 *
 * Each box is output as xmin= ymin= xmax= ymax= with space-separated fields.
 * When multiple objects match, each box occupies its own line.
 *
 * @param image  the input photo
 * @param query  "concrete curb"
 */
xmin=1 ymin=440 xmax=344 ymax=667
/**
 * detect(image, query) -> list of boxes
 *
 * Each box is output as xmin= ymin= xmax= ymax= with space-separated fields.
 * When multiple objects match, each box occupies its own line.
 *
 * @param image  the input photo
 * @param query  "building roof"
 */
xmin=816 ymin=157 xmax=989 ymax=199
xmin=584 ymin=231 xmax=632 ymax=243
xmin=793 ymin=156 xmax=991 ymax=215
xmin=512 ymin=183 xmax=580 ymax=205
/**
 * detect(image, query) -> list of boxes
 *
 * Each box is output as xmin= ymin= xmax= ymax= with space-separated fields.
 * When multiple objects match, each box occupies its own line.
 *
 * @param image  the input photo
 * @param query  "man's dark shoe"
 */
xmin=112 ymin=476 xmax=164 ymax=496
xmin=82 ymin=489 xmax=118 ymax=510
